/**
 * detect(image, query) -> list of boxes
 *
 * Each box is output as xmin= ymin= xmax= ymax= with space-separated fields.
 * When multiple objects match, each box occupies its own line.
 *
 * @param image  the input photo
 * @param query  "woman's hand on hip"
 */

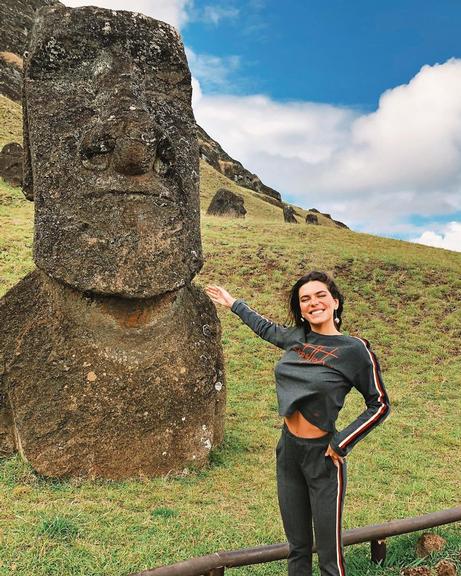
xmin=205 ymin=285 xmax=236 ymax=309
xmin=325 ymin=444 xmax=345 ymax=466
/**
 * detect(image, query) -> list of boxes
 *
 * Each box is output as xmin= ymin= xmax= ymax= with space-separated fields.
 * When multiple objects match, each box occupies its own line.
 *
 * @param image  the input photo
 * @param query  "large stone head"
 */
xmin=23 ymin=5 xmax=201 ymax=297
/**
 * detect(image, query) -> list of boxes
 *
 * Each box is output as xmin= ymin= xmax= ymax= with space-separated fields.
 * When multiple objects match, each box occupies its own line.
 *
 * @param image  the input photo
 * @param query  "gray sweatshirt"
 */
xmin=231 ymin=299 xmax=391 ymax=456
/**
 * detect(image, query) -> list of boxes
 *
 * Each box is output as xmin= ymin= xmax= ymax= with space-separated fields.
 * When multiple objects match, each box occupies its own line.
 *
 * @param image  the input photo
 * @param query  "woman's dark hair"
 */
xmin=287 ymin=270 xmax=345 ymax=336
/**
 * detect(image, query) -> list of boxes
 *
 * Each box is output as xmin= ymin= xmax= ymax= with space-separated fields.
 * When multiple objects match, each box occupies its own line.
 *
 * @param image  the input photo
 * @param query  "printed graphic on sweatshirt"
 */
xmin=293 ymin=343 xmax=339 ymax=366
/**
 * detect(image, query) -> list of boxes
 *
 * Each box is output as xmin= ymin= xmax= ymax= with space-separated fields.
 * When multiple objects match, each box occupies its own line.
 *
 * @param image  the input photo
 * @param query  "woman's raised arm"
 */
xmin=205 ymin=285 xmax=293 ymax=350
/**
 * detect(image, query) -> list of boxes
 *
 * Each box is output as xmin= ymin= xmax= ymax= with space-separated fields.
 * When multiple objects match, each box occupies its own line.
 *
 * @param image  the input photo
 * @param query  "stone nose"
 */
xmin=112 ymin=123 xmax=158 ymax=176
xmin=80 ymin=117 xmax=161 ymax=176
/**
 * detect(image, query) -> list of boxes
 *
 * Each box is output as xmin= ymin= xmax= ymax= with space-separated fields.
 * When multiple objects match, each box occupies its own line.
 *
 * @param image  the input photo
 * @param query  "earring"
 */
xmin=300 ymin=317 xmax=305 ymax=323
xmin=334 ymin=309 xmax=340 ymax=324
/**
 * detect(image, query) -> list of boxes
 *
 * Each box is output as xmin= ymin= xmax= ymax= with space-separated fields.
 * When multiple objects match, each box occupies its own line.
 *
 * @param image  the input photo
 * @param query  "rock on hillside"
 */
xmin=0 ymin=0 xmax=61 ymax=101
xmin=197 ymin=124 xmax=282 ymax=203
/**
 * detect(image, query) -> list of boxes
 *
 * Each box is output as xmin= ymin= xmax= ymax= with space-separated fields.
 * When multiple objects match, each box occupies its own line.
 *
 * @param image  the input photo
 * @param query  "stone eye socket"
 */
xmin=28 ymin=40 xmax=82 ymax=78
xmin=153 ymin=137 xmax=175 ymax=178
xmin=80 ymin=134 xmax=116 ymax=171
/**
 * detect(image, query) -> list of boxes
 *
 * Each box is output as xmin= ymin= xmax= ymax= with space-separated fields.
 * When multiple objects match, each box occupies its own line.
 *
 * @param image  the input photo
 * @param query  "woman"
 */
xmin=205 ymin=271 xmax=390 ymax=576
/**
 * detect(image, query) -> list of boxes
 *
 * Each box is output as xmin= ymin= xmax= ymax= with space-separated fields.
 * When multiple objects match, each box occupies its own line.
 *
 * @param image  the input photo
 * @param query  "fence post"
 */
xmin=370 ymin=539 xmax=386 ymax=564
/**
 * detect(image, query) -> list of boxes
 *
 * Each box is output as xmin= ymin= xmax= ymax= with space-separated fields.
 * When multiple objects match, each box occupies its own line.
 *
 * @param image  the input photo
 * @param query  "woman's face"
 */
xmin=298 ymin=280 xmax=339 ymax=330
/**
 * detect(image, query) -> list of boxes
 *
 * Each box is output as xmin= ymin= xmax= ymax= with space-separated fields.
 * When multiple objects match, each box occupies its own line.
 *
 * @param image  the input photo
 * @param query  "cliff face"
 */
xmin=0 ymin=0 xmax=61 ymax=101
xmin=197 ymin=125 xmax=282 ymax=203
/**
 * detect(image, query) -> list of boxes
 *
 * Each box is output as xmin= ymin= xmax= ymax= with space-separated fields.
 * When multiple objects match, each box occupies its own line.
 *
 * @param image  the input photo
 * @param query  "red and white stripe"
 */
xmin=335 ymin=461 xmax=346 ymax=576
xmin=337 ymin=336 xmax=388 ymax=452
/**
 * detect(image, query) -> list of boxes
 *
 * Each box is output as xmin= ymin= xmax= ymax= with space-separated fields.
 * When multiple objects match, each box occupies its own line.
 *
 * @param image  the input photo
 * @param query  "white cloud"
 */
xmin=186 ymin=48 xmax=241 ymax=92
xmin=191 ymin=76 xmax=202 ymax=108
xmin=411 ymin=221 xmax=461 ymax=252
xmin=200 ymin=5 xmax=239 ymax=25
xmin=61 ymin=0 xmax=192 ymax=29
xmin=193 ymin=59 xmax=461 ymax=234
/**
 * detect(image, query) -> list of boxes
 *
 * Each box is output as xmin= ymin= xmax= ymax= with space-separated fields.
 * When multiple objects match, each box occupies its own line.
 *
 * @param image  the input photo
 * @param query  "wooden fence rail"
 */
xmin=129 ymin=506 xmax=461 ymax=576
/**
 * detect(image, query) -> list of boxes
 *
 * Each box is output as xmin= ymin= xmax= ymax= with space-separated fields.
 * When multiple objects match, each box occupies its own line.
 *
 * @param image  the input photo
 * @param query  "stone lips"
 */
xmin=1 ymin=271 xmax=225 ymax=478
xmin=23 ymin=5 xmax=202 ymax=298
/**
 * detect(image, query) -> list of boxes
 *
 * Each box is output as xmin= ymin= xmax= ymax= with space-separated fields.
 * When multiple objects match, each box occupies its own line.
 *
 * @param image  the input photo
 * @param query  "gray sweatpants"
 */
xmin=276 ymin=423 xmax=347 ymax=576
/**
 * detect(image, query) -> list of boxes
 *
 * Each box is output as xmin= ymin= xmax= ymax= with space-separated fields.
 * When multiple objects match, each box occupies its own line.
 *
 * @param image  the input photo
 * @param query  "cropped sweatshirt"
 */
xmin=231 ymin=299 xmax=391 ymax=457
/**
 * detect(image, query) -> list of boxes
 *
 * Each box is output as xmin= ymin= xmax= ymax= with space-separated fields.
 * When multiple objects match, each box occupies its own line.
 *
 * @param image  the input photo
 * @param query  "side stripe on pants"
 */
xmin=335 ymin=462 xmax=346 ymax=576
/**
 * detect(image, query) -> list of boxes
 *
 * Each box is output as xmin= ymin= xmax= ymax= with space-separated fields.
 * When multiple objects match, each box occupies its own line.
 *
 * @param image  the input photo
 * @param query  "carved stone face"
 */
xmin=23 ymin=6 xmax=202 ymax=297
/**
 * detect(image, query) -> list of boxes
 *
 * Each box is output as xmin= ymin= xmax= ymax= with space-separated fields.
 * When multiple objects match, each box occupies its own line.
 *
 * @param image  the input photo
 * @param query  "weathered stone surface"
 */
xmin=416 ymin=534 xmax=447 ymax=557
xmin=1 ymin=271 xmax=225 ymax=479
xmin=0 ymin=393 xmax=15 ymax=458
xmin=435 ymin=560 xmax=457 ymax=576
xmin=400 ymin=567 xmax=432 ymax=576
xmin=1 ymin=6 xmax=226 ymax=479
xmin=207 ymin=188 xmax=246 ymax=218
xmin=283 ymin=205 xmax=298 ymax=223
xmin=0 ymin=0 xmax=61 ymax=102
xmin=0 ymin=142 xmax=23 ymax=187
xmin=23 ymin=5 xmax=201 ymax=297
xmin=197 ymin=125 xmax=282 ymax=202
xmin=306 ymin=213 xmax=319 ymax=225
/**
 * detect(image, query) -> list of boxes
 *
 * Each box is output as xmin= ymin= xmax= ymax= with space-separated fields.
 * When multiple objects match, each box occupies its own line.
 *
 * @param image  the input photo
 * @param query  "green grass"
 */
xmin=0 ymin=94 xmax=22 ymax=148
xmin=1 ymin=157 xmax=461 ymax=574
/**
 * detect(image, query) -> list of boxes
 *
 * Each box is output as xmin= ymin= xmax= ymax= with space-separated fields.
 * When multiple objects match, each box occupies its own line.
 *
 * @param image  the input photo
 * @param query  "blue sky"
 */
xmin=63 ymin=1 xmax=461 ymax=251
xmin=184 ymin=1 xmax=461 ymax=107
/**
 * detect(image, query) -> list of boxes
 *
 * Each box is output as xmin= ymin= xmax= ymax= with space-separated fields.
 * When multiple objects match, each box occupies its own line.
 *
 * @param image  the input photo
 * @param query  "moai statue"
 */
xmin=282 ymin=205 xmax=297 ymax=224
xmin=0 ymin=5 xmax=225 ymax=478
xmin=206 ymin=188 xmax=246 ymax=218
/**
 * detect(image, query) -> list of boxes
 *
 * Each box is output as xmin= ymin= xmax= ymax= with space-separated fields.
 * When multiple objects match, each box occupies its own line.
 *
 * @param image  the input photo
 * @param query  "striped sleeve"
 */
xmin=330 ymin=337 xmax=391 ymax=457
xmin=230 ymin=299 xmax=293 ymax=350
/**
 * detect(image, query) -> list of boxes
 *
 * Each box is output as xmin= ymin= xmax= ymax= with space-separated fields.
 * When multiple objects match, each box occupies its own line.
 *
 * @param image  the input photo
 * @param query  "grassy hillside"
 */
xmin=199 ymin=159 xmax=336 ymax=226
xmin=0 ymin=94 xmax=22 ymax=148
xmin=0 ymin=176 xmax=460 ymax=576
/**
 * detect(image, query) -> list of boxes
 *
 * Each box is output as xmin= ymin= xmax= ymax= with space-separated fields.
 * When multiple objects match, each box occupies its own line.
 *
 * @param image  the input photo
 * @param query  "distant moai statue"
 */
xmin=305 ymin=213 xmax=319 ymax=225
xmin=206 ymin=187 xmax=246 ymax=218
xmin=283 ymin=205 xmax=298 ymax=223
xmin=0 ymin=5 xmax=225 ymax=478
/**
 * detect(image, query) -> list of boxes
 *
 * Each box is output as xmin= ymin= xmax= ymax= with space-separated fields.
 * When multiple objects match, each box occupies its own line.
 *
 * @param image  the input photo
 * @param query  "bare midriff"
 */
xmin=284 ymin=410 xmax=328 ymax=438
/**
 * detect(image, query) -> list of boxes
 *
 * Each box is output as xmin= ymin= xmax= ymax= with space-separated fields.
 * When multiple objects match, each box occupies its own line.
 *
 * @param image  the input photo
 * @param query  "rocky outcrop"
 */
xmin=197 ymin=125 xmax=282 ymax=203
xmin=305 ymin=208 xmax=349 ymax=229
xmin=207 ymin=187 xmax=246 ymax=218
xmin=333 ymin=219 xmax=349 ymax=229
xmin=416 ymin=533 xmax=446 ymax=557
xmin=0 ymin=142 xmax=23 ymax=186
xmin=1 ymin=5 xmax=225 ymax=479
xmin=435 ymin=560 xmax=457 ymax=576
xmin=0 ymin=0 xmax=61 ymax=102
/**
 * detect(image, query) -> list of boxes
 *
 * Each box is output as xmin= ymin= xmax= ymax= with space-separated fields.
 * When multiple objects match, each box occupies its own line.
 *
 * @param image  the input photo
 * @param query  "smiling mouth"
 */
xmin=310 ymin=309 xmax=326 ymax=316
